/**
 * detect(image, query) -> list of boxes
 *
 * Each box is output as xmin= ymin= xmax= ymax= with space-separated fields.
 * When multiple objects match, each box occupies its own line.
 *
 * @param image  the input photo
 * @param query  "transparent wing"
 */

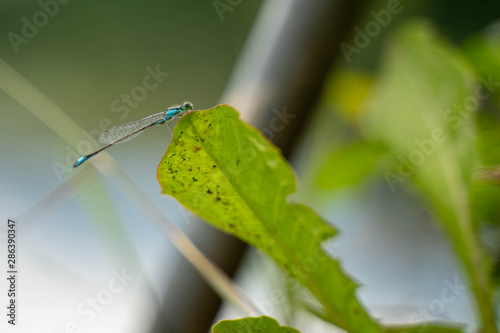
xmin=99 ymin=111 xmax=166 ymax=145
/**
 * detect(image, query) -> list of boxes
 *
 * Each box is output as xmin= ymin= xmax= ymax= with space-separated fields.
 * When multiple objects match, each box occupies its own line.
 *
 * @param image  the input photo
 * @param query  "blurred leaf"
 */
xmin=385 ymin=323 xmax=465 ymax=333
xmin=316 ymin=141 xmax=384 ymax=189
xmin=461 ymin=24 xmax=500 ymax=108
xmin=462 ymin=22 xmax=500 ymax=74
xmin=157 ymin=105 xmax=383 ymax=333
xmin=471 ymin=181 xmax=500 ymax=226
xmin=467 ymin=113 xmax=500 ymax=229
xmin=493 ymin=257 xmax=500 ymax=287
xmin=469 ymin=115 xmax=500 ymax=225
xmin=475 ymin=113 xmax=500 ymax=166
xmin=462 ymin=33 xmax=500 ymax=75
xmin=212 ymin=316 xmax=300 ymax=333
xmin=324 ymin=70 xmax=374 ymax=123
xmin=364 ymin=20 xmax=497 ymax=332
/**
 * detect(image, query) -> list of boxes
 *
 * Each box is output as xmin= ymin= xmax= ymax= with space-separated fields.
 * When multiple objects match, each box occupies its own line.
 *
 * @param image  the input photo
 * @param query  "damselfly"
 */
xmin=73 ymin=102 xmax=193 ymax=168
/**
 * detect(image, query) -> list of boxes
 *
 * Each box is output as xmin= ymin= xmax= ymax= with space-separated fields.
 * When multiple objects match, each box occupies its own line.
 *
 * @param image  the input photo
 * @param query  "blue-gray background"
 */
xmin=1 ymin=0 xmax=499 ymax=332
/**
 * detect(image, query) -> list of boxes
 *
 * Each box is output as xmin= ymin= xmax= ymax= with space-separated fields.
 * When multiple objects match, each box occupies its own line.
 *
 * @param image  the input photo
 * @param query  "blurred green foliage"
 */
xmin=212 ymin=316 xmax=300 ymax=333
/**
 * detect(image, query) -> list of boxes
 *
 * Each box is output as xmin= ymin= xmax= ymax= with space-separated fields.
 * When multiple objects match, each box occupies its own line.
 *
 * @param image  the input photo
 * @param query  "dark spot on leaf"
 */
xmin=192 ymin=177 xmax=198 ymax=182
xmin=216 ymin=197 xmax=221 ymax=201
xmin=193 ymin=147 xmax=201 ymax=152
xmin=188 ymin=168 xmax=192 ymax=172
xmin=206 ymin=189 xmax=212 ymax=194
xmin=209 ymin=123 xmax=211 ymax=127
xmin=228 ymin=223 xmax=235 ymax=229
xmin=212 ymin=165 xmax=216 ymax=168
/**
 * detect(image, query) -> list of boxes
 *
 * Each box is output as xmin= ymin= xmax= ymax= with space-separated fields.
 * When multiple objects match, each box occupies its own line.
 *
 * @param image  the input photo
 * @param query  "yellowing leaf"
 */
xmin=157 ymin=105 xmax=382 ymax=333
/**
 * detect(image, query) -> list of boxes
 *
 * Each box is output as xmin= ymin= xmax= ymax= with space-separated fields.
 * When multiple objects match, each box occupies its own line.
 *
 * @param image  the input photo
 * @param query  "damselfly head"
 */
xmin=182 ymin=101 xmax=193 ymax=112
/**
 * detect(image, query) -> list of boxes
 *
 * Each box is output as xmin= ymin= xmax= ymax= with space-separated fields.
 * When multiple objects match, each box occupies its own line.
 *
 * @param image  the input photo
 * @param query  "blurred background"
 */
xmin=0 ymin=0 xmax=499 ymax=332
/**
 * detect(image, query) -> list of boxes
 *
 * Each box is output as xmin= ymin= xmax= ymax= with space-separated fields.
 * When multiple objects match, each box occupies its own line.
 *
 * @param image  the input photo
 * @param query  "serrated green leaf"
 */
xmin=212 ymin=316 xmax=299 ymax=333
xmin=364 ymin=20 xmax=497 ymax=332
xmin=157 ymin=105 xmax=382 ymax=333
